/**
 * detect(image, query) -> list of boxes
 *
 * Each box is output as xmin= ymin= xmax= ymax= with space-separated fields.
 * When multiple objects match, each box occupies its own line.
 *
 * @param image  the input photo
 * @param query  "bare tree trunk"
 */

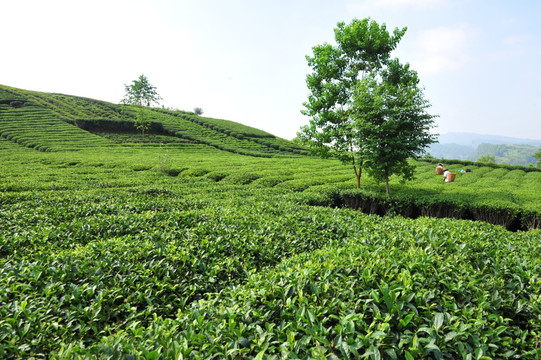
xmin=353 ymin=156 xmax=362 ymax=188
xmin=140 ymin=107 xmax=146 ymax=139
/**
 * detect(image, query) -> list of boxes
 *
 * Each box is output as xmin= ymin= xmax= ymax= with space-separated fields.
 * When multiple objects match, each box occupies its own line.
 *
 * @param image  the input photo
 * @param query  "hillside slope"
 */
xmin=0 ymin=84 xmax=308 ymax=156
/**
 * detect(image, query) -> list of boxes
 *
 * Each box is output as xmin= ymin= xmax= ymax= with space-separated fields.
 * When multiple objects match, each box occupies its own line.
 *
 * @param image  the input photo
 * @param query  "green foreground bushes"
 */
xmin=1 ymin=140 xmax=541 ymax=358
xmin=53 ymin=216 xmax=541 ymax=359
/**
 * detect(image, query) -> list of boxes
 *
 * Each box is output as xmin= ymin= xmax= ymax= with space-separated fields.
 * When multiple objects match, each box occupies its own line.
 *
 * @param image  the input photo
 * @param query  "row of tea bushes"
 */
xmin=153 ymin=108 xmax=310 ymax=156
xmin=1 ymin=134 xmax=540 ymax=357
xmin=338 ymin=188 xmax=539 ymax=230
xmin=0 ymin=106 xmax=113 ymax=151
xmin=0 ymin=188 xmax=360 ymax=357
xmin=54 ymin=216 xmax=541 ymax=359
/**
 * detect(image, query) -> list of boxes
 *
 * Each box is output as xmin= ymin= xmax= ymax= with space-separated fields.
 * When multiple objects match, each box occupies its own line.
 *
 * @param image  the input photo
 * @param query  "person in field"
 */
xmin=443 ymin=168 xmax=451 ymax=182
xmin=436 ymin=163 xmax=444 ymax=174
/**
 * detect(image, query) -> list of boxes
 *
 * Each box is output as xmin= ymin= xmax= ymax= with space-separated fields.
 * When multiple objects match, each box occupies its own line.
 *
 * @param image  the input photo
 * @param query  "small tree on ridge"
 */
xmin=122 ymin=74 xmax=161 ymax=138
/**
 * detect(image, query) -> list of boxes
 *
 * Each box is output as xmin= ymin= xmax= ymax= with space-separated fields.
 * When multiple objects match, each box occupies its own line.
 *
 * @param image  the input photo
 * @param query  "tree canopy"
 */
xmin=477 ymin=155 xmax=497 ymax=164
xmin=122 ymin=74 xmax=161 ymax=137
xmin=298 ymin=18 xmax=437 ymax=193
xmin=353 ymin=59 xmax=437 ymax=193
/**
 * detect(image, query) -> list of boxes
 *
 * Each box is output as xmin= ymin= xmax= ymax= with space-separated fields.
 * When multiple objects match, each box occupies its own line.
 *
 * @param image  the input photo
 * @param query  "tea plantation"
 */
xmin=1 ymin=85 xmax=540 ymax=359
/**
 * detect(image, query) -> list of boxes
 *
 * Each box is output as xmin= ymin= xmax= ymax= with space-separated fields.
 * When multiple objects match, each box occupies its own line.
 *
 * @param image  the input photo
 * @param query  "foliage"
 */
xmin=473 ymin=143 xmax=538 ymax=166
xmin=1 ymin=83 xmax=541 ymax=358
xmin=193 ymin=107 xmax=203 ymax=116
xmin=121 ymin=75 xmax=162 ymax=137
xmin=353 ymin=59 xmax=437 ymax=194
xmin=477 ymin=154 xmax=496 ymax=163
xmin=299 ymin=18 xmax=408 ymax=188
xmin=77 ymin=219 xmax=540 ymax=359
xmin=534 ymin=147 xmax=541 ymax=167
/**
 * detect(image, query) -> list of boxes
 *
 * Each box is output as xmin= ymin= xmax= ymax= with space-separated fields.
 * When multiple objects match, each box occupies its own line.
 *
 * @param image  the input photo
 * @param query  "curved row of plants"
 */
xmin=200 ymin=157 xmax=541 ymax=231
xmin=0 ymin=106 xmax=113 ymax=151
xmin=278 ymin=159 xmax=541 ymax=231
xmin=153 ymin=108 xmax=274 ymax=138
xmin=54 ymin=214 xmax=541 ymax=359
xmin=153 ymin=108 xmax=309 ymax=156
xmin=337 ymin=188 xmax=540 ymax=231
xmin=1 ymin=134 xmax=541 ymax=358
xmin=149 ymin=111 xmax=298 ymax=158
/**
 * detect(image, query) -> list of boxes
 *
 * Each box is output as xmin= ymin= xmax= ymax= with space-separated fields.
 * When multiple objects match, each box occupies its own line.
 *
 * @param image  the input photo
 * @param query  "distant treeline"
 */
xmin=472 ymin=143 xmax=538 ymax=166
xmin=429 ymin=142 xmax=539 ymax=166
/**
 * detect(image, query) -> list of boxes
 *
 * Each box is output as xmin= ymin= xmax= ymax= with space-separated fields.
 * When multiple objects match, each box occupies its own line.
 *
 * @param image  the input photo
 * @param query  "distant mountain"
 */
xmin=428 ymin=132 xmax=541 ymax=165
xmin=436 ymin=132 xmax=541 ymax=147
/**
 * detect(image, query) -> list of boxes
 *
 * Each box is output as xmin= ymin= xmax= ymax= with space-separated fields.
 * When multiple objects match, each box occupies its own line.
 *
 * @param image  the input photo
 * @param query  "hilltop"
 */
xmin=0 ymin=84 xmax=308 ymax=156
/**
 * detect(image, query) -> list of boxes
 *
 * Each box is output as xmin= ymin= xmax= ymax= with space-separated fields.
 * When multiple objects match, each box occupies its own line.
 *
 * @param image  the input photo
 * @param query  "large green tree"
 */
xmin=122 ymin=74 xmax=161 ymax=138
xmin=298 ymin=18 xmax=407 ymax=188
xmin=352 ymin=59 xmax=437 ymax=194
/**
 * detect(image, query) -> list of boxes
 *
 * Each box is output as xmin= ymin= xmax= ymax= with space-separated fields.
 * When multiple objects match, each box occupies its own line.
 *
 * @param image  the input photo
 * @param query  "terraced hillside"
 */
xmin=0 ymin=87 xmax=115 ymax=151
xmin=1 ymin=84 xmax=540 ymax=358
xmin=0 ymin=84 xmax=308 ymax=156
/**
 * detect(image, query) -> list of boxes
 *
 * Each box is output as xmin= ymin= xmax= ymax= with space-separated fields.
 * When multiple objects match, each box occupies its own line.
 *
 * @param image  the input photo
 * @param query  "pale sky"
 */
xmin=2 ymin=0 xmax=540 ymax=140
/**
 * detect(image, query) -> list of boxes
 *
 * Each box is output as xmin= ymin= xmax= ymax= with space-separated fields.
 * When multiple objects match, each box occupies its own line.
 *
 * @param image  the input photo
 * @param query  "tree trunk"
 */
xmin=353 ymin=157 xmax=363 ymax=188
xmin=385 ymin=175 xmax=390 ymax=194
xmin=137 ymin=105 xmax=145 ymax=139
xmin=141 ymin=109 xmax=145 ymax=139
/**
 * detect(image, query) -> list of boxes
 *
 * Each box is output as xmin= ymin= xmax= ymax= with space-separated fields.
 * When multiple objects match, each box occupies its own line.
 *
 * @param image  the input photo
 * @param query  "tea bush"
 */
xmin=1 ymin=84 xmax=540 ymax=358
xmin=54 ymin=217 xmax=541 ymax=359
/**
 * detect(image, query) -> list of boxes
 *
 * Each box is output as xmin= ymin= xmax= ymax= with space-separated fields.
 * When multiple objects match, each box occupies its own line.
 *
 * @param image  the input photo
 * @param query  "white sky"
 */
xmin=1 ymin=0 xmax=540 ymax=140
